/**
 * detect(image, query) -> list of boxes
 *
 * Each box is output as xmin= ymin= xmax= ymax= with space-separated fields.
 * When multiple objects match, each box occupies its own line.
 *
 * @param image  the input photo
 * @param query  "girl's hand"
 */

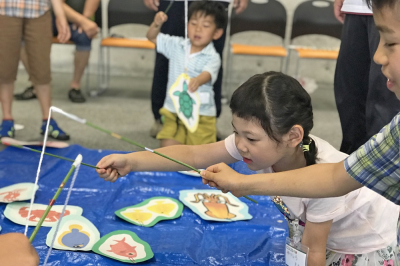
xmin=201 ymin=163 xmax=247 ymax=197
xmin=154 ymin=11 xmax=168 ymax=28
xmin=55 ymin=16 xmax=71 ymax=43
xmin=96 ymin=154 xmax=132 ymax=182
xmin=188 ymin=77 xmax=201 ymax=92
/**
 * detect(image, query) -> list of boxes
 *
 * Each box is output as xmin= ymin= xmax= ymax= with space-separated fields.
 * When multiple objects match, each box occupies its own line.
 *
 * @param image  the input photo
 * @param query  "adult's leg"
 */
xmin=212 ymin=1 xmax=229 ymax=118
xmin=69 ymin=26 xmax=92 ymax=90
xmin=0 ymin=15 xmax=23 ymax=120
xmin=334 ymin=15 xmax=370 ymax=154
xmin=365 ymin=16 xmax=400 ymax=137
xmin=24 ymin=11 xmax=53 ymax=120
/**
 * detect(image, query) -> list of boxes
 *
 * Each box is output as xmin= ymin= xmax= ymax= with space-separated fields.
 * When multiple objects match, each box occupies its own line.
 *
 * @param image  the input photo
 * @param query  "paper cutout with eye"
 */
xmin=92 ymin=230 xmax=154 ymax=263
xmin=4 ymin=202 xmax=83 ymax=227
xmin=0 ymin=183 xmax=39 ymax=203
xmin=115 ymin=197 xmax=183 ymax=227
xmin=179 ymin=189 xmax=252 ymax=222
xmin=46 ymin=215 xmax=100 ymax=251
xmin=169 ymin=73 xmax=201 ymax=133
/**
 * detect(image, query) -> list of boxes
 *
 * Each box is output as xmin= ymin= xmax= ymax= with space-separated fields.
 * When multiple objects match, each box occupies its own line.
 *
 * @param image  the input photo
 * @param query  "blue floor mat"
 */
xmin=0 ymin=144 xmax=287 ymax=265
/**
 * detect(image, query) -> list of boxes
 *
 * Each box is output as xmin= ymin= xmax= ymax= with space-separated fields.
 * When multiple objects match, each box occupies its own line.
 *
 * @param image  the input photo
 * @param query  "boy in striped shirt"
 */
xmin=147 ymin=1 xmax=227 ymax=147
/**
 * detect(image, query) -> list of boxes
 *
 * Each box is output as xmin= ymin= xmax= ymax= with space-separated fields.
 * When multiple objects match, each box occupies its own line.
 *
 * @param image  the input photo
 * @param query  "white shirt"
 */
xmin=341 ymin=0 xmax=372 ymax=14
xmin=224 ymin=134 xmax=399 ymax=254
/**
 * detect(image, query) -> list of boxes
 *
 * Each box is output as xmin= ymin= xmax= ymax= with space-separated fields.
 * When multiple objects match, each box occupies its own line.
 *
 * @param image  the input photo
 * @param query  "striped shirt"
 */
xmin=156 ymin=33 xmax=221 ymax=117
xmin=0 ymin=0 xmax=50 ymax=18
xmin=345 ymin=112 xmax=400 ymax=205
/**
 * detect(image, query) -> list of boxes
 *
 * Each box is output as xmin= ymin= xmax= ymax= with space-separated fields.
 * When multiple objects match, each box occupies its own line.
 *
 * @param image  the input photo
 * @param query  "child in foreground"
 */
xmin=146 ymin=1 xmax=226 ymax=147
xmin=97 ymin=72 xmax=399 ymax=265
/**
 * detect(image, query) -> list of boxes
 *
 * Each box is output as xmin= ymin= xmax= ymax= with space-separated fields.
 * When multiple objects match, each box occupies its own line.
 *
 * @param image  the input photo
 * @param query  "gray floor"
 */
xmin=7 ymin=70 xmax=342 ymax=152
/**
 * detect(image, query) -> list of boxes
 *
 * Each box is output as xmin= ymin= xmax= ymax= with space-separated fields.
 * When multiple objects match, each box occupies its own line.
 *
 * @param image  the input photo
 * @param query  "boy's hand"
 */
xmin=188 ymin=77 xmax=201 ymax=92
xmin=96 ymin=154 xmax=132 ymax=182
xmin=201 ymin=163 xmax=247 ymax=197
xmin=154 ymin=11 xmax=168 ymax=28
xmin=55 ymin=16 xmax=71 ymax=43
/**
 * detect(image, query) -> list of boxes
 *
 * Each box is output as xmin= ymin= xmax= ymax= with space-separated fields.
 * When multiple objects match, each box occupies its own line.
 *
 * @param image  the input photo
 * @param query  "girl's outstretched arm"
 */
xmin=202 ymin=161 xmax=362 ymax=198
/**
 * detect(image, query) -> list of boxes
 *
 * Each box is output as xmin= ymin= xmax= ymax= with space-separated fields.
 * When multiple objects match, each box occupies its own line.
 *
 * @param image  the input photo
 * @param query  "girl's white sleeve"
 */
xmin=224 ymin=134 xmax=242 ymax=161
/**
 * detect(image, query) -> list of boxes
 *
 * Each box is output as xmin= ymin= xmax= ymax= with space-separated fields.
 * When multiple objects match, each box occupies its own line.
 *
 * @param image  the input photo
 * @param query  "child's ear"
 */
xmin=286 ymin=125 xmax=304 ymax=148
xmin=213 ymin=28 xmax=224 ymax=40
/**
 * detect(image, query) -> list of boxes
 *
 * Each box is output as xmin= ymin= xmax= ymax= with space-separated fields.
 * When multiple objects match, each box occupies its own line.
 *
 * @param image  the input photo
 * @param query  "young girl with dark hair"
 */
xmin=96 ymin=72 xmax=399 ymax=265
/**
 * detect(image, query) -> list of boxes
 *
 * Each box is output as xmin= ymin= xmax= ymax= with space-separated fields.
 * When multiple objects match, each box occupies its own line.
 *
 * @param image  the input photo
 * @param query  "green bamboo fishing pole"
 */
xmin=51 ymin=107 xmax=258 ymax=204
xmin=85 ymin=122 xmax=258 ymax=204
xmin=29 ymin=155 xmax=82 ymax=243
xmin=0 ymin=140 xmax=98 ymax=169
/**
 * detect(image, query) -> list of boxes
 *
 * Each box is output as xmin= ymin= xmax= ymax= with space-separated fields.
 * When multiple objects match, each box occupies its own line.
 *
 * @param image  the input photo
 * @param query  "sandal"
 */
xmin=14 ymin=86 xmax=36 ymax=100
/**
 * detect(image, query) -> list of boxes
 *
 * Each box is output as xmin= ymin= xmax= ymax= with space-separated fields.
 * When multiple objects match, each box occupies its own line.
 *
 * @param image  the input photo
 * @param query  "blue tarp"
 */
xmin=0 ymin=145 xmax=287 ymax=265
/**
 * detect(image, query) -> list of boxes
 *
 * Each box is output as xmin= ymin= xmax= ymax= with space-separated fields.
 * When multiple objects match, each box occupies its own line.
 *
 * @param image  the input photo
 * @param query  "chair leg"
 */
xmin=94 ymin=45 xmax=108 ymax=97
xmin=224 ymin=50 xmax=233 ymax=101
xmin=295 ymin=55 xmax=301 ymax=79
xmin=284 ymin=49 xmax=292 ymax=75
xmin=84 ymin=63 xmax=90 ymax=96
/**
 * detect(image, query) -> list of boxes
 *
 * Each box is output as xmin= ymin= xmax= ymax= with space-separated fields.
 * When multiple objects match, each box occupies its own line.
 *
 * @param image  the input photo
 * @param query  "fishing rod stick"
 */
xmin=50 ymin=107 xmax=258 ymax=204
xmin=29 ymin=154 xmax=82 ymax=243
xmin=1 ymin=140 xmax=98 ymax=169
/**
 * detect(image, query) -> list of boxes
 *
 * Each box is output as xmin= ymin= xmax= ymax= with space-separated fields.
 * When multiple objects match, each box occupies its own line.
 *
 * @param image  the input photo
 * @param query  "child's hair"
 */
xmin=230 ymin=72 xmax=318 ymax=166
xmin=188 ymin=0 xmax=228 ymax=29
xmin=366 ymin=0 xmax=398 ymax=9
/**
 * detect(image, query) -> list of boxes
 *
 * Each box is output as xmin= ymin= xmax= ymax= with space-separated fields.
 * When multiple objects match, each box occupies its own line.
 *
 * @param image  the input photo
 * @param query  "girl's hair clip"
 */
xmin=300 ymin=138 xmax=312 ymax=152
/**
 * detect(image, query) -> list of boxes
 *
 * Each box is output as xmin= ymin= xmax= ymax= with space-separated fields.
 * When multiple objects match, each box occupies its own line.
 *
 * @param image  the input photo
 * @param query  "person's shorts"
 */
xmin=156 ymin=108 xmax=216 ymax=145
xmin=0 ymin=11 xmax=52 ymax=85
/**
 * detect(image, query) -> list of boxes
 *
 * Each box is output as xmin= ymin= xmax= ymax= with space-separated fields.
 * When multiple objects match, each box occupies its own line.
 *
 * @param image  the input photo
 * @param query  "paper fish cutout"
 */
xmin=179 ymin=189 xmax=252 ymax=222
xmin=169 ymin=73 xmax=201 ymax=133
xmin=92 ymin=230 xmax=154 ymax=263
xmin=4 ymin=202 xmax=82 ymax=227
xmin=46 ymin=215 xmax=100 ymax=251
xmin=115 ymin=197 xmax=183 ymax=227
xmin=0 ymin=183 xmax=39 ymax=203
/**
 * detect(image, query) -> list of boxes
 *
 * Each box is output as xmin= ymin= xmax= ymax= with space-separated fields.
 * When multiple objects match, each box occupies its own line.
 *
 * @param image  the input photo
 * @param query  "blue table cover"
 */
xmin=0 ymin=144 xmax=287 ymax=265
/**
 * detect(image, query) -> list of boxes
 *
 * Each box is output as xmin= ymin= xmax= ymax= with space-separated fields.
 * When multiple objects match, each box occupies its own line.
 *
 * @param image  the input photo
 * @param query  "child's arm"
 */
xmin=201 ymin=162 xmax=362 ymax=198
xmin=96 ymin=141 xmax=237 ymax=182
xmin=51 ymin=0 xmax=71 ymax=43
xmin=146 ymin=12 xmax=168 ymax=44
xmin=188 ymin=72 xmax=212 ymax=92
xmin=301 ymin=220 xmax=333 ymax=266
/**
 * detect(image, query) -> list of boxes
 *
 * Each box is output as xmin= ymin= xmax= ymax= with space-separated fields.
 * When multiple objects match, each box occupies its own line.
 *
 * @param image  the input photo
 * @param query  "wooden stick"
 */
xmin=1 ymin=140 xmax=98 ymax=169
xmin=29 ymin=155 xmax=82 ymax=243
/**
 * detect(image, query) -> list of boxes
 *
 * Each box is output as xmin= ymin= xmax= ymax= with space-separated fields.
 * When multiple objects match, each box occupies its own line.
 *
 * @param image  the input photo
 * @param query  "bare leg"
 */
xmin=34 ymin=84 xmax=51 ymax=120
xmin=70 ymin=50 xmax=90 ymax=89
xmin=0 ymin=83 xmax=14 ymax=120
xmin=160 ymin=139 xmax=181 ymax=147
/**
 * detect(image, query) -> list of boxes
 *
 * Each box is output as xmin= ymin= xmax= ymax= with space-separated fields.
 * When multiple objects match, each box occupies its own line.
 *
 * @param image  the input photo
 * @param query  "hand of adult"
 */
xmin=233 ymin=0 xmax=248 ymax=14
xmin=144 ymin=0 xmax=160 ymax=11
xmin=0 ymin=233 xmax=39 ymax=266
xmin=56 ymin=16 xmax=71 ymax=43
xmin=80 ymin=18 xmax=99 ymax=39
xmin=333 ymin=0 xmax=345 ymax=23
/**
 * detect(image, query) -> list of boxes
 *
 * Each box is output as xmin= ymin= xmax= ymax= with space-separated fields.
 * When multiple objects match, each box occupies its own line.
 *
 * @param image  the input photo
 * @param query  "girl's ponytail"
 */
xmin=301 ymin=136 xmax=318 ymax=166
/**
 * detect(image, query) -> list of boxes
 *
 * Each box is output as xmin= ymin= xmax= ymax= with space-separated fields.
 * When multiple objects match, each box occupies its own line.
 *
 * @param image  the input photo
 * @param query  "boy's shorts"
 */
xmin=157 ymin=108 xmax=216 ymax=145
xmin=0 ymin=11 xmax=52 ymax=85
